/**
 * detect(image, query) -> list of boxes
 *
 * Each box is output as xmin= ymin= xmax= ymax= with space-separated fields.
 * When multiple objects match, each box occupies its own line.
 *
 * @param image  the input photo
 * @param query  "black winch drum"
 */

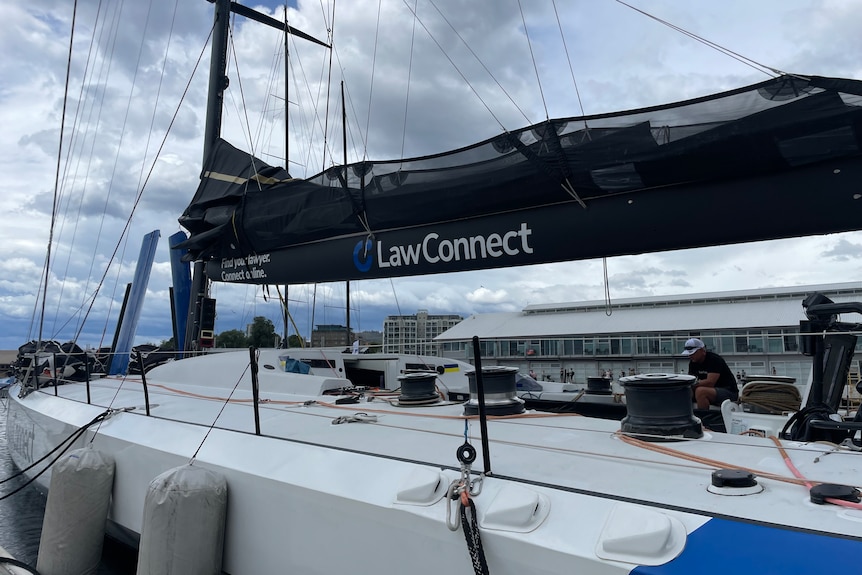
xmin=586 ymin=376 xmax=612 ymax=395
xmin=619 ymin=373 xmax=703 ymax=441
xmin=464 ymin=366 xmax=525 ymax=416
xmin=397 ymin=372 xmax=440 ymax=405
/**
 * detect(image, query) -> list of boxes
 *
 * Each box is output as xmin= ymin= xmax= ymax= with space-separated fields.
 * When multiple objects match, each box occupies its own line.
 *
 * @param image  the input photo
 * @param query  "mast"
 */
xmin=342 ymin=81 xmax=351 ymax=347
xmin=184 ymin=0 xmax=231 ymax=354
xmin=282 ymin=5 xmax=290 ymax=347
xmin=185 ymin=0 xmax=329 ymax=353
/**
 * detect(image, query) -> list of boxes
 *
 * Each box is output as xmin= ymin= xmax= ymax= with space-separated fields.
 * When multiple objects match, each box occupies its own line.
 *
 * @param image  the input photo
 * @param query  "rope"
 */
xmin=769 ymin=436 xmax=862 ymax=510
xmin=331 ymin=413 xmax=378 ymax=425
xmin=460 ymin=496 xmax=489 ymax=575
xmin=603 ymin=258 xmax=612 ymax=316
xmin=616 ymin=432 xmax=861 ymax=491
xmin=739 ymin=383 xmax=801 ymax=414
xmin=0 ymin=409 xmax=114 ymax=502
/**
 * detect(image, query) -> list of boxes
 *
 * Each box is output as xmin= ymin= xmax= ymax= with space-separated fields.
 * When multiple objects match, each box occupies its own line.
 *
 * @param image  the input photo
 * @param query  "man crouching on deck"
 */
xmin=680 ymin=338 xmax=739 ymax=409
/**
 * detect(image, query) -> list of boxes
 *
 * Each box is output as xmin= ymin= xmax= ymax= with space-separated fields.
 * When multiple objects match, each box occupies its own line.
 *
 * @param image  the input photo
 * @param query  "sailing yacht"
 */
xmin=7 ymin=1 xmax=862 ymax=573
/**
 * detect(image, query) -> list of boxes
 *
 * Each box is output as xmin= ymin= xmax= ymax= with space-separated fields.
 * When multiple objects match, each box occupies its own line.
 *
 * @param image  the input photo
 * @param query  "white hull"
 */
xmin=7 ymin=349 xmax=862 ymax=574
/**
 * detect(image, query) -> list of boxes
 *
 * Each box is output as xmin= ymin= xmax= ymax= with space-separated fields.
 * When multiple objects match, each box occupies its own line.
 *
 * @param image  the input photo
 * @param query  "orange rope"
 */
xmin=768 ymin=436 xmax=862 ymax=510
xmin=81 ymin=377 xmax=581 ymax=421
xmin=618 ymin=433 xmax=810 ymax=487
xmin=618 ymin=432 xmax=862 ymax=511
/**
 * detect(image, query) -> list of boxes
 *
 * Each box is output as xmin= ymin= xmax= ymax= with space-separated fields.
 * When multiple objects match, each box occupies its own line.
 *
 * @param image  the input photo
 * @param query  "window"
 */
xmin=660 ymin=338 xmax=673 ymax=355
xmin=748 ymin=336 xmax=764 ymax=353
xmin=479 ymin=340 xmax=495 ymax=358
xmin=768 ymin=337 xmax=783 ymax=353
xmin=700 ymin=336 xmax=717 ymax=352
xmin=595 ymin=339 xmax=610 ymax=355
xmin=573 ymin=339 xmax=584 ymax=355
xmin=637 ymin=337 xmax=653 ymax=355
xmin=620 ymin=338 xmax=632 ymax=354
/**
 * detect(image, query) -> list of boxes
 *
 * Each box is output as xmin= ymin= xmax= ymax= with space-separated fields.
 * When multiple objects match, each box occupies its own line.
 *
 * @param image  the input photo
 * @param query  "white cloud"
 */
xmin=1 ymin=0 xmax=860 ymax=351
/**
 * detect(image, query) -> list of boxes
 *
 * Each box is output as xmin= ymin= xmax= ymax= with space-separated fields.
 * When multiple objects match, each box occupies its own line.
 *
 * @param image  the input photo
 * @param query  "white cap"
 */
xmin=681 ymin=338 xmax=704 ymax=356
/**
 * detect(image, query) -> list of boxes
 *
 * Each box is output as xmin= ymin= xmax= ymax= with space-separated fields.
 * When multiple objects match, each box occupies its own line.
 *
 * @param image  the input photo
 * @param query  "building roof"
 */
xmin=437 ymin=282 xmax=862 ymax=340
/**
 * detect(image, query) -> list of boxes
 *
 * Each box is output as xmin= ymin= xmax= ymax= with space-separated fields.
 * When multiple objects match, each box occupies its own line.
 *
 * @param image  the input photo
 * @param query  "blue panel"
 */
xmin=109 ymin=230 xmax=160 ymax=375
xmin=168 ymin=231 xmax=191 ymax=354
xmin=633 ymin=517 xmax=862 ymax=575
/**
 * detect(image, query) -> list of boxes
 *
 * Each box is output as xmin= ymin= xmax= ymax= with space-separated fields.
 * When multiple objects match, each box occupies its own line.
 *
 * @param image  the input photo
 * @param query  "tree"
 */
xmin=249 ymin=316 xmax=277 ymax=348
xmin=287 ymin=334 xmax=304 ymax=348
xmin=217 ymin=329 xmax=248 ymax=348
xmin=159 ymin=337 xmax=176 ymax=350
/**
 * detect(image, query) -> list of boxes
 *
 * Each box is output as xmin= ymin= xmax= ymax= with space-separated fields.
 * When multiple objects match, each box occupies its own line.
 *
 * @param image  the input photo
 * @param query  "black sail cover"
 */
xmin=177 ymin=75 xmax=862 ymax=285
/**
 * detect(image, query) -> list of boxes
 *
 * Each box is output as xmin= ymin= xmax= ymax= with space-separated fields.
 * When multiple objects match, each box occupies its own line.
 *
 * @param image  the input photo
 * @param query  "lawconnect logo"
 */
xmin=352 ymin=223 xmax=533 ymax=272
xmin=353 ymin=238 xmax=374 ymax=272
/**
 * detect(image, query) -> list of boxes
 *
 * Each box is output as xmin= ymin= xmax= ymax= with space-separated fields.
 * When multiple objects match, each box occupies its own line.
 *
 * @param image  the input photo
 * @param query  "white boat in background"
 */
xmin=9 ymin=0 xmax=862 ymax=573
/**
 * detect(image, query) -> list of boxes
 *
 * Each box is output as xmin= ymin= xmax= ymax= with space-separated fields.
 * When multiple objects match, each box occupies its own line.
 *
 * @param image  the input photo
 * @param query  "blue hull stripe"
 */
xmin=633 ymin=517 xmax=862 ymax=574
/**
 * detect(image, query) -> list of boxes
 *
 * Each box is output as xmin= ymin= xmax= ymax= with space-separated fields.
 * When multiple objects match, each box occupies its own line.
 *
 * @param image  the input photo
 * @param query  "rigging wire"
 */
xmin=41 ymin=0 xmax=79 ymax=348
xmin=547 ymin=1 xmax=613 ymax=313
xmin=362 ymin=0 xmax=383 ymax=161
xmin=61 ymin=1 xmax=122 ymax=342
xmin=552 ymin=0 xmax=588 ymax=130
xmin=72 ymin=24 xmax=217 ymax=345
xmin=399 ymin=0 xmax=419 ymax=164
xmin=85 ymin=3 xmax=152 ymax=347
xmin=49 ymin=0 xmax=108 ymax=341
xmin=320 ymin=0 xmax=337 ymax=174
xmin=402 ymin=0 xmax=521 ymax=131
xmin=516 ymin=0 xmax=548 ymax=121
xmin=86 ymin=0 xmax=152 ymax=349
xmin=134 ymin=0 xmax=183 ymax=208
xmin=227 ymin=25 xmax=259 ymax=161
xmin=189 ymin=358 xmax=254 ymax=462
xmin=614 ymin=0 xmax=783 ymax=78
xmin=251 ymin=20 xmax=288 ymax=162
xmin=291 ymin=20 xmax=333 ymax=178
xmin=388 ymin=278 xmax=405 ymax=354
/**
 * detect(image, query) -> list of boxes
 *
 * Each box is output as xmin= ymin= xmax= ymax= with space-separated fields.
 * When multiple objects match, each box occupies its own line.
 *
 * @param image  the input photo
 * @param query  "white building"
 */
xmin=435 ymin=282 xmax=862 ymax=385
xmin=383 ymin=310 xmax=464 ymax=356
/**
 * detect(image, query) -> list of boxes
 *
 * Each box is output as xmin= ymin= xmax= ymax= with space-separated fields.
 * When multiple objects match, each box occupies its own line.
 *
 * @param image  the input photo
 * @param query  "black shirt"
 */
xmin=688 ymin=351 xmax=738 ymax=398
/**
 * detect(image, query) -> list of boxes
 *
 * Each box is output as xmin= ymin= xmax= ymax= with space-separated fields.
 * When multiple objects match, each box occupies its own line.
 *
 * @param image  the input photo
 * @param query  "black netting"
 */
xmin=177 ymin=75 xmax=862 ymax=273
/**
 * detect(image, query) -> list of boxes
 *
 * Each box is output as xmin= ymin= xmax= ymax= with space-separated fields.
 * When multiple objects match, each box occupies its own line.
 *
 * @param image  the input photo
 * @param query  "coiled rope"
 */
xmin=738 ymin=383 xmax=801 ymax=414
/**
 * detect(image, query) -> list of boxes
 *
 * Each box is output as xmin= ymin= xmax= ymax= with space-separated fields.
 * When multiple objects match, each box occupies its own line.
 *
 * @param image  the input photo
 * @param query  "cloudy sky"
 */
xmin=2 ymin=0 xmax=861 ymax=351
